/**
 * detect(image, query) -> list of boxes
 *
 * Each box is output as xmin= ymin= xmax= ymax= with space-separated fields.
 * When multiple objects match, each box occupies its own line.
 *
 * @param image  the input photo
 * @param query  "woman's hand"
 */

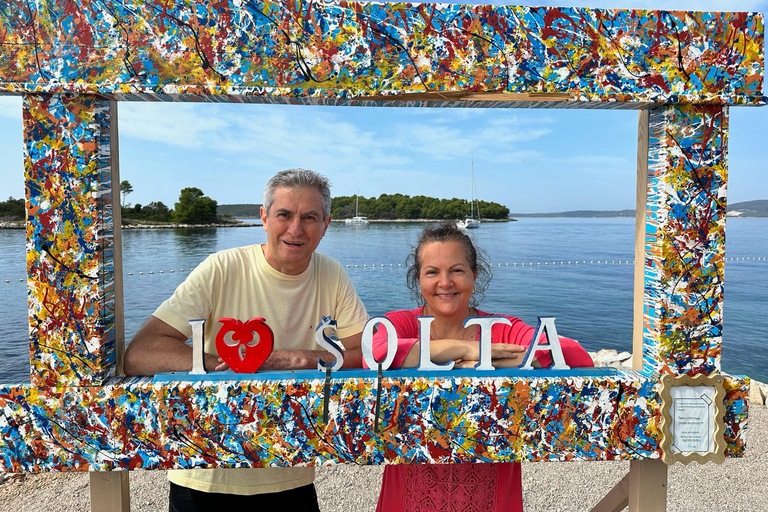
xmin=454 ymin=343 xmax=528 ymax=368
xmin=402 ymin=339 xmax=527 ymax=368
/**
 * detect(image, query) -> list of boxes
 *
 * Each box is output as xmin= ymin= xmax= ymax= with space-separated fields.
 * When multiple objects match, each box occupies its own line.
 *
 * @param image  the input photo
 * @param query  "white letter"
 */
xmin=464 ymin=316 xmax=512 ymax=370
xmin=520 ymin=317 xmax=570 ymax=370
xmin=362 ymin=316 xmax=397 ymax=371
xmin=417 ymin=316 xmax=454 ymax=371
xmin=189 ymin=319 xmax=207 ymax=374
xmin=316 ymin=316 xmax=344 ymax=371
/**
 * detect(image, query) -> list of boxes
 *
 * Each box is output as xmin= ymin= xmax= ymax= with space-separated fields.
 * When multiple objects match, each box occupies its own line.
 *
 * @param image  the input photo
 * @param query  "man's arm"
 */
xmin=258 ymin=330 xmax=364 ymax=370
xmin=124 ymin=316 xmax=221 ymax=376
xmin=125 ymin=318 xmax=365 ymax=374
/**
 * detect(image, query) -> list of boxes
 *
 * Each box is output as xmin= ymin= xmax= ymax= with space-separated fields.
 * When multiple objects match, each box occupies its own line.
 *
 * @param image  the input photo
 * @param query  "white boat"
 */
xmin=457 ymin=158 xmax=481 ymax=230
xmin=345 ymin=194 xmax=369 ymax=225
xmin=457 ymin=217 xmax=480 ymax=230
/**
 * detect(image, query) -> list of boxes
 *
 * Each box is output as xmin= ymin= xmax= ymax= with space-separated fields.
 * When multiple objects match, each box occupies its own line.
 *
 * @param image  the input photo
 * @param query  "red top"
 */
xmin=370 ymin=306 xmax=595 ymax=369
xmin=371 ymin=306 xmax=594 ymax=512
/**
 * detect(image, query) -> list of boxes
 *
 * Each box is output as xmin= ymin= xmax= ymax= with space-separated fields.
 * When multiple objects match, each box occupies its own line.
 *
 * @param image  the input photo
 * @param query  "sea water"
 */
xmin=0 ymin=218 xmax=765 ymax=383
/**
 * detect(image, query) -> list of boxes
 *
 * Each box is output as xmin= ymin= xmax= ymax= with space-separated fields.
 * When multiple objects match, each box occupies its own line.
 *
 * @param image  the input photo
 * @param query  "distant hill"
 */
xmin=727 ymin=200 xmax=768 ymax=217
xmin=511 ymin=200 xmax=768 ymax=218
xmin=218 ymin=203 xmax=262 ymax=217
xmin=510 ymin=209 xmax=635 ymax=218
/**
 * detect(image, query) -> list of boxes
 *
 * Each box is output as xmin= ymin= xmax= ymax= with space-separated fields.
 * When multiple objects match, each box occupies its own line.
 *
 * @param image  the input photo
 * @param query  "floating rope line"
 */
xmin=3 ymin=257 xmax=767 ymax=283
xmin=342 ymin=256 xmax=767 ymax=269
xmin=125 ymin=268 xmax=193 ymax=276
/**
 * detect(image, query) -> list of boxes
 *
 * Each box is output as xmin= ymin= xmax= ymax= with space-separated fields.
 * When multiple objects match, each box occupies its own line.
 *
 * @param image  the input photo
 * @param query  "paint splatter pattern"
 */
xmin=0 ymin=373 xmax=747 ymax=472
xmin=24 ymin=94 xmax=116 ymax=388
xmin=0 ymin=2 xmax=764 ymax=105
xmin=643 ymin=105 xmax=727 ymax=377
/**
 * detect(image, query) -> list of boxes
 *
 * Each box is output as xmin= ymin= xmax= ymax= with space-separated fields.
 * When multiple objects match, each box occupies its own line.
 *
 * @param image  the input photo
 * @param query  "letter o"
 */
xmin=361 ymin=316 xmax=398 ymax=371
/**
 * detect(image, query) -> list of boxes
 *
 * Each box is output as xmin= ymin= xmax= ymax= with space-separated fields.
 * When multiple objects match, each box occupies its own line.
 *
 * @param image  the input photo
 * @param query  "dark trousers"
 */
xmin=169 ymin=482 xmax=321 ymax=512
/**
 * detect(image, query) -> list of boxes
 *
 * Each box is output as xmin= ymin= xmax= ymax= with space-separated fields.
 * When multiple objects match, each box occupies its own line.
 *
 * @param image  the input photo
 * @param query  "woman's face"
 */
xmin=419 ymin=240 xmax=477 ymax=320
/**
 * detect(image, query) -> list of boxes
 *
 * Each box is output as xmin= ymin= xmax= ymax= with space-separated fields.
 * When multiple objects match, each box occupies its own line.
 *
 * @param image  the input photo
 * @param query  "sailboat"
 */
xmin=457 ymin=158 xmax=481 ymax=229
xmin=345 ymin=193 xmax=369 ymax=225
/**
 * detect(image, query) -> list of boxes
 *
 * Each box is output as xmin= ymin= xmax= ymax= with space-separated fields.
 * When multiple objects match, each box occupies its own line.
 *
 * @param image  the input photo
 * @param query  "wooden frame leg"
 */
xmin=629 ymin=460 xmax=667 ymax=511
xmin=591 ymin=473 xmax=629 ymax=512
xmin=89 ymin=471 xmax=130 ymax=512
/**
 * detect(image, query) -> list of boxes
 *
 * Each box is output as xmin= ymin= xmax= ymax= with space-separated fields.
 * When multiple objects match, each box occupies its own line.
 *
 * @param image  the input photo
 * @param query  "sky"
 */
xmin=0 ymin=0 xmax=766 ymax=213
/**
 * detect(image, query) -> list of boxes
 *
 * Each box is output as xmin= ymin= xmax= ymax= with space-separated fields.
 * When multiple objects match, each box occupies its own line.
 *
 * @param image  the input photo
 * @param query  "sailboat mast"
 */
xmin=470 ymin=156 xmax=474 ymax=218
xmin=474 ymin=164 xmax=480 ymax=220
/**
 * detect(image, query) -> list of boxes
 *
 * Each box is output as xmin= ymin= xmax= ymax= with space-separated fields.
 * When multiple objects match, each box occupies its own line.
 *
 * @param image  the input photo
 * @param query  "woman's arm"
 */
xmin=368 ymin=310 xmax=420 ymax=369
xmin=401 ymin=339 xmax=527 ymax=368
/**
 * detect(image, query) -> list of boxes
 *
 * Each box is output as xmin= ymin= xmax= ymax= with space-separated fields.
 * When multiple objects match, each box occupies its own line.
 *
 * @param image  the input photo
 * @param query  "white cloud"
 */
xmin=118 ymin=102 xmax=557 ymax=171
xmin=119 ymin=103 xmax=229 ymax=149
xmin=116 ymin=100 xmax=635 ymax=206
xmin=0 ymin=97 xmax=22 ymax=120
xmin=559 ymin=155 xmax=630 ymax=167
xmin=493 ymin=150 xmax=546 ymax=163
xmin=491 ymin=150 xmax=630 ymax=176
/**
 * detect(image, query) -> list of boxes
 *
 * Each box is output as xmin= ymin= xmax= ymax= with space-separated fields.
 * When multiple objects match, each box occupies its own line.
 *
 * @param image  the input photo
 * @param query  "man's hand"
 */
xmin=206 ymin=354 xmax=229 ymax=372
xmin=258 ymin=330 xmax=364 ymax=370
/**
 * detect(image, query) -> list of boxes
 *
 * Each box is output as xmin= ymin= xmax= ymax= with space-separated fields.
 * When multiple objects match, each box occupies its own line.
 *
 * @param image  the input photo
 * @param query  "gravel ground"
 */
xmin=1 ymin=405 xmax=765 ymax=512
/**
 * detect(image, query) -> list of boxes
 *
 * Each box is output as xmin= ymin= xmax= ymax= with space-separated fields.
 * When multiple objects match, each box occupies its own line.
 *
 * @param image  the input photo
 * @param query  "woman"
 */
xmin=371 ymin=222 xmax=593 ymax=512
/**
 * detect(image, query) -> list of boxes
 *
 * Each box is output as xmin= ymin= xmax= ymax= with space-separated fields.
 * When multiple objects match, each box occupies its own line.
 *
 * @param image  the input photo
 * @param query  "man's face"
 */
xmin=260 ymin=186 xmax=331 ymax=275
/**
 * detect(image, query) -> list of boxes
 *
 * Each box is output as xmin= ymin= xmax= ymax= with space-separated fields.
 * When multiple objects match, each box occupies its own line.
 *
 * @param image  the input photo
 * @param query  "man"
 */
xmin=124 ymin=168 xmax=368 ymax=511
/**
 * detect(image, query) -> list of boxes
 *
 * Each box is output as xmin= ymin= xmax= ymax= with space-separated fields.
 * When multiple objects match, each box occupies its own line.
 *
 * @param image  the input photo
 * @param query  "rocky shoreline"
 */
xmin=331 ymin=217 xmax=515 ymax=223
xmin=121 ymin=222 xmax=260 ymax=229
xmin=2 ymin=219 xmax=517 ymax=229
xmin=0 ymin=221 xmax=261 ymax=229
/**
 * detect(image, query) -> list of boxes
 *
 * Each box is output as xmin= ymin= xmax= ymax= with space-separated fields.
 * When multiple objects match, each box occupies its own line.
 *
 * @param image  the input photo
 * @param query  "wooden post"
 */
xmin=89 ymin=101 xmax=130 ymax=512
xmin=629 ymin=460 xmax=668 ymax=512
xmin=89 ymin=472 xmax=130 ymax=512
xmin=633 ymin=110 xmax=649 ymax=374
xmin=629 ymin=109 xmax=668 ymax=511
xmin=110 ymin=100 xmax=125 ymax=378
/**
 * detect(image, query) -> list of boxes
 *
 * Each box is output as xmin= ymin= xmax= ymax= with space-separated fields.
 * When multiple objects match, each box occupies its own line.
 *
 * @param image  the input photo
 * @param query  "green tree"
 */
xmin=395 ymin=196 xmax=419 ymax=219
xmin=173 ymin=187 xmax=218 ymax=224
xmin=143 ymin=201 xmax=172 ymax=221
xmin=123 ymin=201 xmax=173 ymax=222
xmin=0 ymin=196 xmax=25 ymax=219
xmin=329 ymin=193 xmax=509 ymax=220
xmin=478 ymin=200 xmax=509 ymax=219
xmin=330 ymin=196 xmax=355 ymax=218
xmin=119 ymin=180 xmax=133 ymax=207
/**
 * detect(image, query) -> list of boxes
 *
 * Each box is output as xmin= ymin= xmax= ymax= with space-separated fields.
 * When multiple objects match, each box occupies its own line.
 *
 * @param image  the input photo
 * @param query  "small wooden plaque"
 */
xmin=659 ymin=373 xmax=727 ymax=465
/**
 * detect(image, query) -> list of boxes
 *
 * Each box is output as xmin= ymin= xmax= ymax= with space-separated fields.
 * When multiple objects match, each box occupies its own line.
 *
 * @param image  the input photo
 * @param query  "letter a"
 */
xmin=520 ymin=317 xmax=570 ymax=370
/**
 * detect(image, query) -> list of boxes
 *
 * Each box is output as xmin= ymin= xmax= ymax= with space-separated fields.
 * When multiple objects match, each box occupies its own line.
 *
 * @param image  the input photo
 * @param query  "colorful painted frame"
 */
xmin=0 ymin=1 xmax=764 ymax=473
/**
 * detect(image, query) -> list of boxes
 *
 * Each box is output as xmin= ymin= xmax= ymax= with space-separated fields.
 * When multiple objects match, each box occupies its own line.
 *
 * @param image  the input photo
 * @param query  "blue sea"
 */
xmin=0 ymin=218 xmax=766 ymax=384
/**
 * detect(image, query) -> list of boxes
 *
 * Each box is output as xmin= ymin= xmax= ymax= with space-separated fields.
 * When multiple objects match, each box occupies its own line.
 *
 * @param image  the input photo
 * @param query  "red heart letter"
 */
xmin=215 ymin=317 xmax=274 ymax=373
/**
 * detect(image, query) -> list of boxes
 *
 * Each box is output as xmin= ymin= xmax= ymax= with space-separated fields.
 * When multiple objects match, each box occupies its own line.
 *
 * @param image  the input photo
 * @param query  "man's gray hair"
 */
xmin=263 ymin=168 xmax=332 ymax=220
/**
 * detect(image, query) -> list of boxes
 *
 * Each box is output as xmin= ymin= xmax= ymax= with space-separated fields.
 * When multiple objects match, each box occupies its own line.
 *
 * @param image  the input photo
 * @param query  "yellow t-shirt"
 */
xmin=153 ymin=244 xmax=368 ymax=495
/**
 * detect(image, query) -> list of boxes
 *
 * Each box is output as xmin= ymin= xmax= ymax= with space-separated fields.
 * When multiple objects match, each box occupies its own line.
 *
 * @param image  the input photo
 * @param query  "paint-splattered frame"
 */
xmin=0 ymin=1 xmax=764 ymax=472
